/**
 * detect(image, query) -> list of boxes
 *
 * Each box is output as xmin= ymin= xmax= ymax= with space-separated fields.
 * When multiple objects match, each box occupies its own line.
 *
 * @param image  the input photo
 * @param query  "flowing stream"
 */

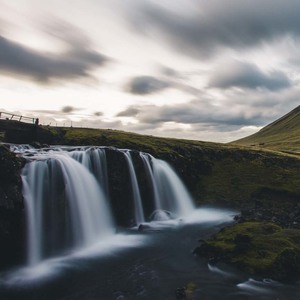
xmin=0 ymin=145 xmax=300 ymax=299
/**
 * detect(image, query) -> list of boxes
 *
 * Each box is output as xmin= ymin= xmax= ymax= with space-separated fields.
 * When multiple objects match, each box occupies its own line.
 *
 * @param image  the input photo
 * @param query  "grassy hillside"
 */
xmin=38 ymin=126 xmax=300 ymax=212
xmin=47 ymin=126 xmax=235 ymax=155
xmin=232 ymin=105 xmax=300 ymax=154
xmin=3 ymin=123 xmax=300 ymax=210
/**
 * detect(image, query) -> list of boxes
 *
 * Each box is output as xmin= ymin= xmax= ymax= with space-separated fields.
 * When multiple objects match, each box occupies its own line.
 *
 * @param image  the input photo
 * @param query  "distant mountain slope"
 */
xmin=232 ymin=105 xmax=300 ymax=153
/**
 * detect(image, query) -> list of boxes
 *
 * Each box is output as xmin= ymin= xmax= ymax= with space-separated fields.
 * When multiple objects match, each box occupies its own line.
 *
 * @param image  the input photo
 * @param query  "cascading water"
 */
xmin=122 ymin=150 xmax=145 ymax=225
xmin=17 ymin=145 xmax=196 ymax=267
xmin=140 ymin=153 xmax=195 ymax=219
xmin=69 ymin=147 xmax=110 ymax=199
xmin=21 ymin=153 xmax=114 ymax=266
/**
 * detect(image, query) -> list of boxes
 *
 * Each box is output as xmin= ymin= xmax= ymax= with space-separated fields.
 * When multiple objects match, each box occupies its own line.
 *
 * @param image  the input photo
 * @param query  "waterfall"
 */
xmin=21 ymin=153 xmax=114 ymax=266
xmin=122 ymin=151 xmax=145 ymax=225
xmin=140 ymin=153 xmax=195 ymax=219
xmin=140 ymin=153 xmax=160 ymax=209
xmin=17 ymin=145 xmax=195 ymax=266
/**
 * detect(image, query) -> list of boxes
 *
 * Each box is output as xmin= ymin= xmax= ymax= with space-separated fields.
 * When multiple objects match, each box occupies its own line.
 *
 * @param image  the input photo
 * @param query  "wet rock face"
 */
xmin=0 ymin=145 xmax=25 ymax=209
xmin=105 ymin=149 xmax=156 ymax=227
xmin=105 ymin=148 xmax=138 ymax=227
xmin=0 ymin=144 xmax=26 ymax=270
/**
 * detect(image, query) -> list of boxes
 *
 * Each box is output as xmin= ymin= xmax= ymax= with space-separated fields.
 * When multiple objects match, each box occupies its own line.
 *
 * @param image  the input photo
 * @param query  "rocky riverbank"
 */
xmin=194 ymin=204 xmax=300 ymax=282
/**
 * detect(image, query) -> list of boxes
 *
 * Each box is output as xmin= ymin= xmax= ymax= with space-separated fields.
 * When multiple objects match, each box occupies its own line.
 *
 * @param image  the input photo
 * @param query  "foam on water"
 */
xmin=2 ymin=233 xmax=146 ymax=286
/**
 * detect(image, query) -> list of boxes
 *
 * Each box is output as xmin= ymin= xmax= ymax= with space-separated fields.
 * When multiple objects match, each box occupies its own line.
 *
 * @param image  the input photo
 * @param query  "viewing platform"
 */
xmin=0 ymin=111 xmax=51 ymax=144
xmin=0 ymin=111 xmax=38 ymax=125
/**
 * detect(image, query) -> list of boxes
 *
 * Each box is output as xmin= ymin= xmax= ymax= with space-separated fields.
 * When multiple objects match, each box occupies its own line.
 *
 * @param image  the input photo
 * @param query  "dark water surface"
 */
xmin=1 ymin=209 xmax=300 ymax=300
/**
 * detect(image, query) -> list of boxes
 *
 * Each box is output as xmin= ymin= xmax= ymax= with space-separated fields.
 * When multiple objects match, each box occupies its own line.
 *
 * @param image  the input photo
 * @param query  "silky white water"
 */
xmin=140 ymin=152 xmax=195 ymax=218
xmin=122 ymin=150 xmax=145 ymax=225
xmin=68 ymin=147 xmax=109 ymax=199
xmin=17 ymin=146 xmax=197 ymax=267
xmin=21 ymin=153 xmax=114 ymax=266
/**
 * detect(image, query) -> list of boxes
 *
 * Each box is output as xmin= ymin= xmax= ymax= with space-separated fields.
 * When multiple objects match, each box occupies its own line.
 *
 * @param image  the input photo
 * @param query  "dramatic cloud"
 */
xmin=126 ymin=76 xmax=170 ymax=95
xmin=61 ymin=106 xmax=76 ymax=113
xmin=116 ymin=84 xmax=300 ymax=136
xmin=117 ymin=107 xmax=140 ymax=117
xmin=2 ymin=0 xmax=300 ymax=142
xmin=126 ymin=0 xmax=300 ymax=58
xmin=209 ymin=61 xmax=291 ymax=91
xmin=126 ymin=73 xmax=202 ymax=97
xmin=117 ymin=100 xmax=267 ymax=129
xmin=0 ymin=20 xmax=108 ymax=83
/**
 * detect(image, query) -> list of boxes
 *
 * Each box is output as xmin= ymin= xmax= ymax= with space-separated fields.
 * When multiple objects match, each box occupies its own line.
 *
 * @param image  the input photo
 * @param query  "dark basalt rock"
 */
xmin=0 ymin=144 xmax=26 ymax=270
xmin=0 ymin=144 xmax=25 ymax=209
xmin=271 ymin=248 xmax=300 ymax=280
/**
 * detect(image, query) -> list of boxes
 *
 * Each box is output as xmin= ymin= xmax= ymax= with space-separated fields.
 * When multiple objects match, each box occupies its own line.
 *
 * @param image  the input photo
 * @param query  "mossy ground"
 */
xmin=203 ymin=222 xmax=300 ymax=281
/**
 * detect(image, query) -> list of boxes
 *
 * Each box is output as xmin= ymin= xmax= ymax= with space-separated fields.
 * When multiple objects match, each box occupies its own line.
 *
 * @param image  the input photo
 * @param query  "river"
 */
xmin=1 ymin=208 xmax=300 ymax=299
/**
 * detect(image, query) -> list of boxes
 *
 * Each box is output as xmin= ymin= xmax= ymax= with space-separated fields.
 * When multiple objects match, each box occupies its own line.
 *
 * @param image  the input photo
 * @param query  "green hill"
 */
xmin=232 ymin=105 xmax=300 ymax=154
xmin=26 ymin=125 xmax=300 ymax=210
xmin=2 ymin=121 xmax=300 ymax=210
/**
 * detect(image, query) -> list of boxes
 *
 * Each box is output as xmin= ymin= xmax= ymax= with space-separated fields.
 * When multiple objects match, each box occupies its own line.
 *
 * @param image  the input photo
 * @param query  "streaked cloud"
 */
xmin=61 ymin=106 xmax=77 ymax=113
xmin=126 ymin=76 xmax=170 ymax=95
xmin=1 ymin=0 xmax=300 ymax=142
xmin=126 ymin=0 xmax=300 ymax=59
xmin=0 ymin=19 xmax=108 ymax=84
xmin=209 ymin=61 xmax=291 ymax=91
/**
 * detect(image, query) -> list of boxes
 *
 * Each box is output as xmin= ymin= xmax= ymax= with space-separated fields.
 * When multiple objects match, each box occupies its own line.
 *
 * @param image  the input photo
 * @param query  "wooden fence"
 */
xmin=0 ymin=111 xmax=37 ymax=124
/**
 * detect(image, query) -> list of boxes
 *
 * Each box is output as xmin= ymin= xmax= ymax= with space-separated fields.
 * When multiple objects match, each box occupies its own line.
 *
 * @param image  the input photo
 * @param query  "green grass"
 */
xmin=199 ymin=152 xmax=300 ymax=206
xmin=205 ymin=222 xmax=300 ymax=280
xmin=45 ymin=126 xmax=236 ymax=155
xmin=40 ymin=125 xmax=300 ymax=208
xmin=232 ymin=105 xmax=300 ymax=154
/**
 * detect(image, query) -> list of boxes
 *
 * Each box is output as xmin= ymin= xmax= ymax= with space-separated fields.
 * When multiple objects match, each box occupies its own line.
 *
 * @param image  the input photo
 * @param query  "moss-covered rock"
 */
xmin=195 ymin=222 xmax=300 ymax=281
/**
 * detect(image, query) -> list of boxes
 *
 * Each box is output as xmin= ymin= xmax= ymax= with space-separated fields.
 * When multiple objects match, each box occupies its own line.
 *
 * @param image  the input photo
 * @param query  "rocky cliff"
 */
xmin=0 ymin=145 xmax=26 ymax=270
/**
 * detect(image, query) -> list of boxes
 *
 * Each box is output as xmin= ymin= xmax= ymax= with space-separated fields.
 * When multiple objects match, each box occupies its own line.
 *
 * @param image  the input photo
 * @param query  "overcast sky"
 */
xmin=1 ymin=0 xmax=300 ymax=142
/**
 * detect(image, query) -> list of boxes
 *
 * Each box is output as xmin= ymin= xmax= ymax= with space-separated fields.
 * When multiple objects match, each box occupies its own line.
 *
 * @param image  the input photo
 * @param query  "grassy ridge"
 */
xmin=48 ymin=126 xmax=223 ymax=155
xmin=42 ymin=126 xmax=300 ymax=210
xmin=232 ymin=105 xmax=300 ymax=154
